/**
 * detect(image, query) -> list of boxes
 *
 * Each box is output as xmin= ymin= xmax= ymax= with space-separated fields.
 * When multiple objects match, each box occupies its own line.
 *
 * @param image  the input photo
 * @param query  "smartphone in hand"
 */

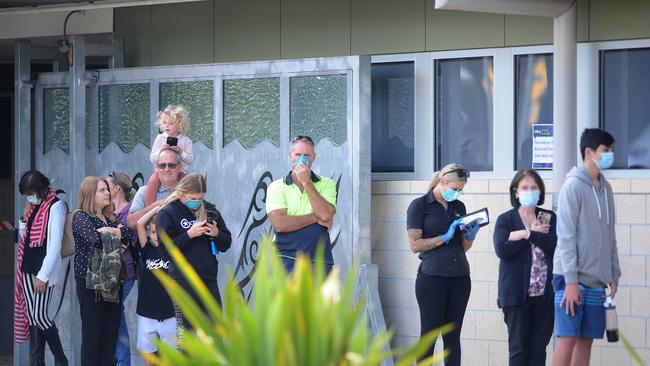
xmin=537 ymin=211 xmax=551 ymax=226
xmin=460 ymin=218 xmax=480 ymax=231
xmin=166 ymin=136 xmax=178 ymax=146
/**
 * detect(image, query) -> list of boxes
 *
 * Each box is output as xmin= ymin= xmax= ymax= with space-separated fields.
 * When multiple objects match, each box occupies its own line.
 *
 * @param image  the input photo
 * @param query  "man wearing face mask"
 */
xmin=406 ymin=163 xmax=480 ymax=366
xmin=552 ymin=128 xmax=621 ymax=366
xmin=266 ymin=135 xmax=337 ymax=273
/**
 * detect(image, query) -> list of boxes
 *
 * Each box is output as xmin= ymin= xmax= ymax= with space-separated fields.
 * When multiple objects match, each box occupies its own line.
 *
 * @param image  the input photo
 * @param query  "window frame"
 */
xmin=512 ymin=45 xmax=554 ymax=181
xmin=371 ymin=39 xmax=650 ymax=182
xmin=581 ymin=38 xmax=650 ymax=179
xmin=371 ymin=53 xmax=419 ymax=181
xmin=431 ymin=49 xmax=499 ymax=178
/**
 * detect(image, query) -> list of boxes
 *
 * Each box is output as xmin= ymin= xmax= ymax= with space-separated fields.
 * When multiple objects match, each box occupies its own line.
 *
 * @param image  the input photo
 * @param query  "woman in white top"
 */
xmin=15 ymin=170 xmax=68 ymax=365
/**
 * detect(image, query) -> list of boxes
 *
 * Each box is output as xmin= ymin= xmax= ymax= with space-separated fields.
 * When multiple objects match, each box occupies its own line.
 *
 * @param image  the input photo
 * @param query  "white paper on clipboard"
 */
xmin=458 ymin=207 xmax=490 ymax=230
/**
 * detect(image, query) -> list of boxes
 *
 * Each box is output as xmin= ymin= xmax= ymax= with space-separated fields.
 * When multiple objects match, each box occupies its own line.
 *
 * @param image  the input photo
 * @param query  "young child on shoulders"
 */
xmin=145 ymin=105 xmax=194 ymax=206
xmin=135 ymin=207 xmax=177 ymax=364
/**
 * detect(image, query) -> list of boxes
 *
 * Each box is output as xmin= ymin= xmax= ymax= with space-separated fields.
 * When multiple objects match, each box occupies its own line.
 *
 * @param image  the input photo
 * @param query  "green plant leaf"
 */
xmin=152 ymin=234 xmax=448 ymax=366
xmin=620 ymin=333 xmax=647 ymax=366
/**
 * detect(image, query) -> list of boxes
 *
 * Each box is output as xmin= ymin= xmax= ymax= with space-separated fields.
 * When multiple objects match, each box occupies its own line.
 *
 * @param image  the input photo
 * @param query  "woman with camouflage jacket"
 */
xmin=73 ymin=176 xmax=133 ymax=366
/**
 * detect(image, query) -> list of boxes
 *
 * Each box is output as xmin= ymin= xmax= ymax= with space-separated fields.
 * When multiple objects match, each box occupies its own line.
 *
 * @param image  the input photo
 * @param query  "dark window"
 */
xmin=371 ymin=62 xmax=415 ymax=173
xmin=435 ymin=57 xmax=493 ymax=171
xmin=601 ymin=48 xmax=650 ymax=169
xmin=515 ymin=53 xmax=553 ymax=170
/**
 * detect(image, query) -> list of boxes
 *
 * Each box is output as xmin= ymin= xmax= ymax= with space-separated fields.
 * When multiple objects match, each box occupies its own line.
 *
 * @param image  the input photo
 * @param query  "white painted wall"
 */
xmin=372 ymin=178 xmax=650 ymax=365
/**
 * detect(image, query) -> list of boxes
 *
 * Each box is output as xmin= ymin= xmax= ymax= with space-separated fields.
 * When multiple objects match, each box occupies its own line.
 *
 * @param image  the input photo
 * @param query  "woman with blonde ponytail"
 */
xmin=155 ymin=173 xmax=232 ymax=330
xmin=406 ymin=163 xmax=481 ymax=366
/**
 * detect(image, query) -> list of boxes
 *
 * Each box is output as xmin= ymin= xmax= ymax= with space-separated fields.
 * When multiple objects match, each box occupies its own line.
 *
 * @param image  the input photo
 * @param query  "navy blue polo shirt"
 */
xmin=406 ymin=191 xmax=470 ymax=277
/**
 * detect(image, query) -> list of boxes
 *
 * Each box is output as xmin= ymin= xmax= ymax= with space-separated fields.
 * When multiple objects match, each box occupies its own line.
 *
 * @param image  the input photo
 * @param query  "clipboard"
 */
xmin=458 ymin=207 xmax=490 ymax=230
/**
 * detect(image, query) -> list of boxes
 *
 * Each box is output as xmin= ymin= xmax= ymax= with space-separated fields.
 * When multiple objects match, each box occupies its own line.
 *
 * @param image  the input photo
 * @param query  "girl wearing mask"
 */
xmin=406 ymin=163 xmax=480 ymax=366
xmin=155 ymin=173 xmax=231 ymax=330
xmin=15 ymin=170 xmax=68 ymax=365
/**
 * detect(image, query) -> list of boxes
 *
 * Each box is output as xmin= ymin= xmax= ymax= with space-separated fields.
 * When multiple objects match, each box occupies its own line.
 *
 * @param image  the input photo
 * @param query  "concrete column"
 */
xmin=68 ymin=35 xmax=86 ymax=366
xmin=14 ymin=40 xmax=31 ymax=366
xmin=552 ymin=2 xmax=577 ymax=206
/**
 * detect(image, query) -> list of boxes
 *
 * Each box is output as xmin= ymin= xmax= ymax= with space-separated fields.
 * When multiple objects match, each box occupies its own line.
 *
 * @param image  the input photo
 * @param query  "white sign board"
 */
xmin=532 ymin=124 xmax=553 ymax=170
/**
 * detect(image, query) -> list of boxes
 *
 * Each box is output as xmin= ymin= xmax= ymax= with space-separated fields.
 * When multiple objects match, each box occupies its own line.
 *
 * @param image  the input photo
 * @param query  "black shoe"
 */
xmin=28 ymin=326 xmax=45 ymax=366
xmin=42 ymin=325 xmax=69 ymax=366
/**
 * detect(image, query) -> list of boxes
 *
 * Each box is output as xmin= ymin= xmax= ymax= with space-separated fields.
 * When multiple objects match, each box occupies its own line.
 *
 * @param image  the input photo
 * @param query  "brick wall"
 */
xmin=372 ymin=179 xmax=650 ymax=365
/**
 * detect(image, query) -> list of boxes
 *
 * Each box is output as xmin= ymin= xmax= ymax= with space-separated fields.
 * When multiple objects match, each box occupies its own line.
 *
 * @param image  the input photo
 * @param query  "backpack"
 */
xmin=56 ymin=190 xmax=75 ymax=258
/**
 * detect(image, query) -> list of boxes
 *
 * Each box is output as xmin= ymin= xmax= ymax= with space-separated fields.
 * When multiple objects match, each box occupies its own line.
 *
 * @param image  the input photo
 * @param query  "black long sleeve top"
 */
xmin=72 ymin=210 xmax=133 ymax=279
xmin=492 ymin=207 xmax=557 ymax=308
xmin=156 ymin=199 xmax=231 ymax=281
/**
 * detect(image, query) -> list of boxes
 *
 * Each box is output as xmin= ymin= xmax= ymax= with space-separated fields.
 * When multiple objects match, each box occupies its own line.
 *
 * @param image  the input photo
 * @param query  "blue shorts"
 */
xmin=554 ymin=280 xmax=605 ymax=339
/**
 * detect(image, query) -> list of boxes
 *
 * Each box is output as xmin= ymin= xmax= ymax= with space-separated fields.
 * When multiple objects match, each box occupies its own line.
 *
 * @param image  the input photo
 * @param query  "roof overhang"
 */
xmin=0 ymin=0 xmax=207 ymax=14
xmin=434 ymin=0 xmax=575 ymax=18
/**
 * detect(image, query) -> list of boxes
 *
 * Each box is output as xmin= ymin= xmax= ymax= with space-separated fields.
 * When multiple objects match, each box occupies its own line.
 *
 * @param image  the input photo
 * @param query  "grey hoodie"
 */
xmin=553 ymin=166 xmax=621 ymax=287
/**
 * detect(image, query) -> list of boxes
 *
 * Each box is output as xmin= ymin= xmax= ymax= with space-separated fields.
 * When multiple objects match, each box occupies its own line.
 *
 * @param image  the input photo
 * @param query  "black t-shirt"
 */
xmin=406 ymin=191 xmax=470 ymax=277
xmin=137 ymin=240 xmax=174 ymax=320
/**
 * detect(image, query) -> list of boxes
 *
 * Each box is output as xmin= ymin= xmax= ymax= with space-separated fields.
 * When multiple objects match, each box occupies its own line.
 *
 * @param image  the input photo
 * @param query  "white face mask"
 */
xmin=27 ymin=195 xmax=42 ymax=205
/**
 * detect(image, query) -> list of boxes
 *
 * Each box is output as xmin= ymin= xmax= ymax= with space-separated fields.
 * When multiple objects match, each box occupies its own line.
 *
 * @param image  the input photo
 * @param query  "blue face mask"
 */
xmin=184 ymin=199 xmax=202 ymax=211
xmin=518 ymin=190 xmax=540 ymax=208
xmin=294 ymin=154 xmax=310 ymax=166
xmin=441 ymin=187 xmax=460 ymax=202
xmin=596 ymin=152 xmax=614 ymax=170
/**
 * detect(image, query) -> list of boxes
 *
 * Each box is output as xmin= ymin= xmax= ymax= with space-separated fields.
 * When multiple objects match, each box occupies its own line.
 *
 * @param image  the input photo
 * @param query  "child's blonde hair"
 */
xmin=156 ymin=105 xmax=190 ymax=134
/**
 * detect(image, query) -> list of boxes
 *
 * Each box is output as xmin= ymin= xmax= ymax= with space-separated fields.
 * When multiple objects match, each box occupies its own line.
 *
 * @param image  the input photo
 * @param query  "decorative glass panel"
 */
xmin=515 ymin=54 xmax=553 ymax=170
xmin=223 ymin=78 xmax=280 ymax=148
xmin=371 ymin=62 xmax=415 ymax=172
xmin=290 ymin=74 xmax=347 ymax=145
xmin=99 ymin=84 xmax=150 ymax=153
xmin=601 ymin=48 xmax=650 ymax=169
xmin=86 ymin=86 xmax=92 ymax=150
xmin=43 ymin=88 xmax=70 ymax=154
xmin=159 ymin=80 xmax=214 ymax=148
xmin=435 ymin=57 xmax=494 ymax=171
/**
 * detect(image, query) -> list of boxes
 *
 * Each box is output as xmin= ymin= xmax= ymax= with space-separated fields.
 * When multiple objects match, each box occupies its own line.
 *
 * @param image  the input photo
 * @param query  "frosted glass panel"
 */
xmin=99 ymin=84 xmax=150 ymax=153
xmin=43 ymin=88 xmax=70 ymax=154
xmin=86 ymin=86 xmax=92 ymax=149
xmin=223 ymin=78 xmax=280 ymax=149
xmin=290 ymin=74 xmax=347 ymax=145
xmin=159 ymin=80 xmax=214 ymax=148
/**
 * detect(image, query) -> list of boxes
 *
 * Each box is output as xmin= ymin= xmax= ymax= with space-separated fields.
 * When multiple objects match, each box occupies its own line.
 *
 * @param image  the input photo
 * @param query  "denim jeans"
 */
xmin=115 ymin=278 xmax=135 ymax=366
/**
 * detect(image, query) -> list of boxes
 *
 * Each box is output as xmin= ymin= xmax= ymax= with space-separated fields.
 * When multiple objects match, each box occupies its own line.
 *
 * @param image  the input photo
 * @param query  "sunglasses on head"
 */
xmin=290 ymin=135 xmax=314 ymax=145
xmin=157 ymin=163 xmax=178 ymax=170
xmin=443 ymin=168 xmax=470 ymax=179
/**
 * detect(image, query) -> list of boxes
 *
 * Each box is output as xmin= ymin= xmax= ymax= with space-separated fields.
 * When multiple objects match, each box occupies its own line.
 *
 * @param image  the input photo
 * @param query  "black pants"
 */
xmin=415 ymin=273 xmax=471 ymax=366
xmin=173 ymin=277 xmax=221 ymax=331
xmin=75 ymin=277 xmax=121 ymax=366
xmin=502 ymin=294 xmax=554 ymax=366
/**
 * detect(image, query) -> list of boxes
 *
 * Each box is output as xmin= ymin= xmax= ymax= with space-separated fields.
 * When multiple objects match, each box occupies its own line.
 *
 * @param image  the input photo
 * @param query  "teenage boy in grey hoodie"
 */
xmin=551 ymin=128 xmax=622 ymax=366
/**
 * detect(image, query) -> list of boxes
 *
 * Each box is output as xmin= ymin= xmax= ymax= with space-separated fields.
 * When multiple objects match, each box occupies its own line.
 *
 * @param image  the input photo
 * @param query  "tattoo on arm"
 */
xmin=408 ymin=228 xmax=441 ymax=253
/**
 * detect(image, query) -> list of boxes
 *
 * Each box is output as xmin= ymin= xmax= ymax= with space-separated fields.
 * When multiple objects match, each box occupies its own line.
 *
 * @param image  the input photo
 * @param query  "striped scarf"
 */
xmin=14 ymin=188 xmax=57 ymax=344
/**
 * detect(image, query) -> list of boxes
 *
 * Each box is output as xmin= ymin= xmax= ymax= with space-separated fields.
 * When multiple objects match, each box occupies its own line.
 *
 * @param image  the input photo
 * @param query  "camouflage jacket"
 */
xmin=86 ymin=232 xmax=127 ymax=303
